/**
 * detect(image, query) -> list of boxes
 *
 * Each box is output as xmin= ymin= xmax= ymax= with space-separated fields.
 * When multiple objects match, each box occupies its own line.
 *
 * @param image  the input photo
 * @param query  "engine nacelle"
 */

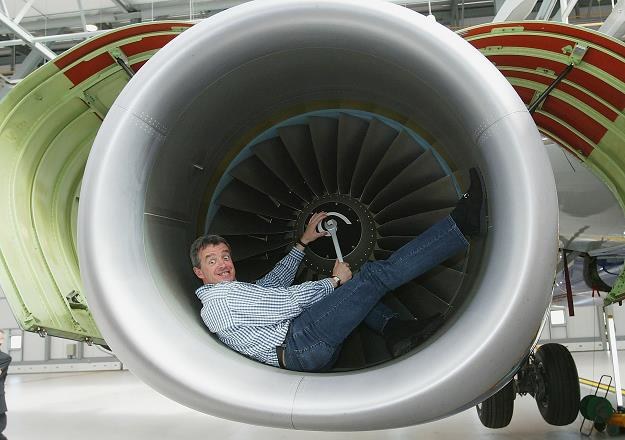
xmin=77 ymin=0 xmax=558 ymax=430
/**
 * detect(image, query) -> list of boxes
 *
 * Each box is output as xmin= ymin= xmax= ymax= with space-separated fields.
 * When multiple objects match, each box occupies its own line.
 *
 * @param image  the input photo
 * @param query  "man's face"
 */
xmin=193 ymin=243 xmax=236 ymax=284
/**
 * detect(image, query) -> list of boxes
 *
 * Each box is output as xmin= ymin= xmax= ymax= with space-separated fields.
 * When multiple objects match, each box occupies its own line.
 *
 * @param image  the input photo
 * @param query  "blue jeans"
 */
xmin=282 ymin=215 xmax=469 ymax=372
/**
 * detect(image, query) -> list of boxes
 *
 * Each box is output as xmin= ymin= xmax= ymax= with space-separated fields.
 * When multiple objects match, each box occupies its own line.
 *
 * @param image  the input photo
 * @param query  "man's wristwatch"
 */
xmin=331 ymin=276 xmax=341 ymax=287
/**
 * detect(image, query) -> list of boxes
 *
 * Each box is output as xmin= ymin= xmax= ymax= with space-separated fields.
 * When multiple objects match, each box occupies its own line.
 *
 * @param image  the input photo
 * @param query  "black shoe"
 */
xmin=450 ymin=168 xmax=486 ymax=237
xmin=385 ymin=313 xmax=445 ymax=358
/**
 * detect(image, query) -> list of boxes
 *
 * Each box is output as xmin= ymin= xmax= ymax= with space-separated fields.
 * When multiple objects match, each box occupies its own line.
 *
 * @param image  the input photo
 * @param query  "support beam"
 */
xmin=536 ymin=0 xmax=559 ymax=19
xmin=76 ymin=0 xmax=87 ymax=32
xmin=0 ymin=11 xmax=55 ymax=60
xmin=607 ymin=311 xmax=623 ymax=408
xmin=493 ymin=0 xmax=540 ymax=22
xmin=597 ymin=304 xmax=608 ymax=351
xmin=13 ymin=50 xmax=42 ymax=79
xmin=599 ymin=0 xmax=625 ymax=40
xmin=111 ymin=0 xmax=137 ymax=13
xmin=561 ymin=249 xmax=576 ymax=316
xmin=0 ymin=29 xmax=107 ymax=48
xmin=494 ymin=0 xmax=507 ymax=14
xmin=560 ymin=0 xmax=569 ymax=22
xmin=13 ymin=0 xmax=33 ymax=25
xmin=558 ymin=0 xmax=580 ymax=23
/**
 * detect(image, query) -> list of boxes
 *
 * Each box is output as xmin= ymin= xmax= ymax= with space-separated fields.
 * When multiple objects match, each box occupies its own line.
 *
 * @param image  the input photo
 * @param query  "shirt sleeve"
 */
xmin=255 ymin=247 xmax=304 ymax=288
xmin=225 ymin=278 xmax=335 ymax=325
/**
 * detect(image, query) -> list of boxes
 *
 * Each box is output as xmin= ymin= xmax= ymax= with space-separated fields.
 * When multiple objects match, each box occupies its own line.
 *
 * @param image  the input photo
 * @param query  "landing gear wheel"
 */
xmin=534 ymin=343 xmax=580 ymax=425
xmin=594 ymin=421 xmax=606 ymax=432
xmin=476 ymin=379 xmax=515 ymax=428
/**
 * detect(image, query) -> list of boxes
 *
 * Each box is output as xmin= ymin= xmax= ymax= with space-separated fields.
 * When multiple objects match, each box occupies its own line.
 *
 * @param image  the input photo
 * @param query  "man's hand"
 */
xmin=299 ymin=212 xmax=329 ymax=246
xmin=332 ymin=260 xmax=352 ymax=285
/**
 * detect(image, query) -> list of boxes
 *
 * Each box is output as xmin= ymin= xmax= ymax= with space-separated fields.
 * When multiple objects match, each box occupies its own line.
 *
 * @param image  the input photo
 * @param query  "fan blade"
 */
xmin=234 ymin=249 xmax=286 ymax=282
xmin=209 ymin=206 xmax=294 ymax=235
xmin=216 ymin=180 xmax=296 ymax=220
xmin=309 ymin=116 xmax=339 ymax=194
xmin=360 ymin=131 xmax=422 ymax=204
xmin=393 ymin=282 xmax=449 ymax=320
xmin=253 ymin=137 xmax=313 ymax=202
xmin=278 ymin=125 xmax=325 ymax=197
xmin=368 ymin=149 xmax=446 ymax=213
xmin=376 ymin=236 xmax=413 ymax=251
xmin=229 ymin=156 xmax=303 ymax=209
xmin=416 ymin=265 xmax=465 ymax=305
xmin=359 ymin=326 xmax=390 ymax=364
xmin=377 ymin=208 xmax=453 ymax=237
xmin=337 ymin=114 xmax=369 ymax=194
xmin=350 ymin=118 xmax=398 ymax=198
xmin=222 ymin=235 xmax=293 ymax=261
xmin=374 ymin=174 xmax=459 ymax=224
xmin=333 ymin=328 xmax=367 ymax=370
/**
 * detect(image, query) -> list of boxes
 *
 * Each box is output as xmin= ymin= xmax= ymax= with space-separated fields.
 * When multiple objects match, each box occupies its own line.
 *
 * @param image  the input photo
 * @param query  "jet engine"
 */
xmin=6 ymin=0 xmax=561 ymax=431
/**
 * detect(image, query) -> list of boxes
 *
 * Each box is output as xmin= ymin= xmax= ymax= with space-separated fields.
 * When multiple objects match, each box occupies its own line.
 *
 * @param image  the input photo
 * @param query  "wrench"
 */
xmin=315 ymin=212 xmax=351 ymax=262
xmin=323 ymin=219 xmax=344 ymax=262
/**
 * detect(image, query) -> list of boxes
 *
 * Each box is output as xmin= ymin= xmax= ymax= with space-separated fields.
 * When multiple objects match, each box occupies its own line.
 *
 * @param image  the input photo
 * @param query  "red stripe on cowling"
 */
xmin=581 ymin=49 xmax=625 ymax=84
xmin=487 ymin=54 xmax=625 ymax=111
xmin=504 ymin=69 xmax=617 ymax=121
xmin=54 ymin=22 xmax=192 ymax=69
xmin=512 ymin=85 xmax=535 ymax=104
xmin=64 ymin=52 xmax=114 ymax=86
xmin=533 ymin=112 xmax=594 ymax=156
xmin=130 ymin=60 xmax=147 ymax=72
xmin=121 ymin=34 xmax=178 ymax=57
xmin=541 ymin=95 xmax=607 ymax=144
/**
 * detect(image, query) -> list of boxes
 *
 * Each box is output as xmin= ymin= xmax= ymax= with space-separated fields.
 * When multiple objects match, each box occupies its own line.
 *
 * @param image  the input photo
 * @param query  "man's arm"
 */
xmin=255 ymin=212 xmax=329 ymax=288
xmin=227 ymin=278 xmax=336 ymax=324
xmin=255 ymin=247 xmax=304 ymax=288
xmin=286 ymin=278 xmax=335 ymax=310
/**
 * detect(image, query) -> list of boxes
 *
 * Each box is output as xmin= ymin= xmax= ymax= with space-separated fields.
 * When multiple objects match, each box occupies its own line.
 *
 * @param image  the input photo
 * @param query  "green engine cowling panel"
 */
xmin=461 ymin=22 xmax=625 ymax=306
xmin=0 ymin=22 xmax=192 ymax=344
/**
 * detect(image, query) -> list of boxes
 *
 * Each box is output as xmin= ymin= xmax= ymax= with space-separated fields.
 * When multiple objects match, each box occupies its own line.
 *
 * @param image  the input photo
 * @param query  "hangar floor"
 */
xmin=5 ymin=350 xmax=624 ymax=439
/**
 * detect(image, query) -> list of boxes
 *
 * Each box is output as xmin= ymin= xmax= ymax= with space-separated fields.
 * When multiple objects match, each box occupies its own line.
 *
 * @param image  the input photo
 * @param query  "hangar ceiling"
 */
xmin=0 ymin=0 xmax=618 ymax=77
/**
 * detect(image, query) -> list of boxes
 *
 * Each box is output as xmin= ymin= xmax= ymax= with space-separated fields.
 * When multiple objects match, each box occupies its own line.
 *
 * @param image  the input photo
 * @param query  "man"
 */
xmin=0 ymin=330 xmax=11 ymax=440
xmin=192 ymin=169 xmax=484 ymax=372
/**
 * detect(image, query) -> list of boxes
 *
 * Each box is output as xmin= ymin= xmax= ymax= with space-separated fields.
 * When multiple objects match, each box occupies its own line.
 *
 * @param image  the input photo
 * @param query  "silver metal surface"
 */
xmin=599 ymin=0 xmax=625 ymax=39
xmin=77 ymin=0 xmax=558 ymax=431
xmin=492 ymin=0 xmax=538 ymax=22
xmin=325 ymin=219 xmax=343 ymax=262
xmin=317 ymin=213 xmax=352 ymax=262
xmin=607 ymin=313 xmax=623 ymax=407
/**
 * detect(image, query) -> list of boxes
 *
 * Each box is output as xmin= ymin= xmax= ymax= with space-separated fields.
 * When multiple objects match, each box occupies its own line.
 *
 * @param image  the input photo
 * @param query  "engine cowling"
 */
xmin=77 ymin=0 xmax=558 ymax=430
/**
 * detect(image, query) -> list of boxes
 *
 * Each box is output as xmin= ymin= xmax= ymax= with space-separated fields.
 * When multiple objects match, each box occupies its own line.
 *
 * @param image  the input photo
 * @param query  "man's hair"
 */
xmin=190 ymin=235 xmax=231 ymax=268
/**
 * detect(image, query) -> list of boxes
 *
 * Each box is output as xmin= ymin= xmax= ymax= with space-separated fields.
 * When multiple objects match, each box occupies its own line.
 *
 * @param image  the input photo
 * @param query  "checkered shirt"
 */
xmin=195 ymin=247 xmax=335 ymax=367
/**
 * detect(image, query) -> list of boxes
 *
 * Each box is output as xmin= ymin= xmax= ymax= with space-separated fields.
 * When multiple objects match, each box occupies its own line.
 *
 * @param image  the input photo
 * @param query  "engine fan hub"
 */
xmin=297 ymin=194 xmax=376 ymax=275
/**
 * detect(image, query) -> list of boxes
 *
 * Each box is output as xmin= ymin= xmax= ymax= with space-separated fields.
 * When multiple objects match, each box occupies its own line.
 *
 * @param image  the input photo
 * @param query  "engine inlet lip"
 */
xmin=78 ymin=0 xmax=558 ymax=431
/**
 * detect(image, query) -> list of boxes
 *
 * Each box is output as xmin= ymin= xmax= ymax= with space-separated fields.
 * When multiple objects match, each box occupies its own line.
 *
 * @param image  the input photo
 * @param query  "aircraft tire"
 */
xmin=534 ymin=343 xmax=580 ymax=425
xmin=476 ymin=379 xmax=515 ymax=428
